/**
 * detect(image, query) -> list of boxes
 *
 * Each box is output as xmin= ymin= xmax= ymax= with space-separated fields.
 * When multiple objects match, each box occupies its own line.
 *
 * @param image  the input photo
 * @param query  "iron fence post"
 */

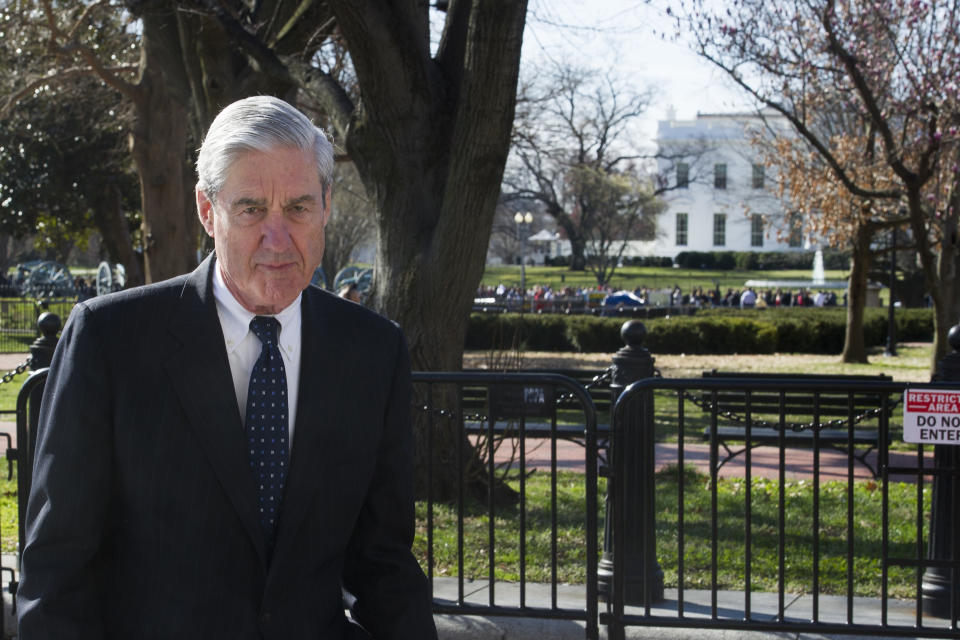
xmin=922 ymin=323 xmax=960 ymax=617
xmin=29 ymin=311 xmax=61 ymax=370
xmin=598 ymin=320 xmax=664 ymax=606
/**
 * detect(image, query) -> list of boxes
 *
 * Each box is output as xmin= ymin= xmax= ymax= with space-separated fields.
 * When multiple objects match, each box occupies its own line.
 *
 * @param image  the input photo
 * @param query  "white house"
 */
xmin=485 ymin=111 xmax=811 ymax=265
xmin=650 ymin=111 xmax=804 ymax=258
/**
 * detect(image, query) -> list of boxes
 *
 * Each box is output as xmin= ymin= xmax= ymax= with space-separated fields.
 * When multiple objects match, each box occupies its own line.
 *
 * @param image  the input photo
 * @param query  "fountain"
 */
xmin=744 ymin=247 xmax=850 ymax=293
xmin=812 ymin=248 xmax=826 ymax=286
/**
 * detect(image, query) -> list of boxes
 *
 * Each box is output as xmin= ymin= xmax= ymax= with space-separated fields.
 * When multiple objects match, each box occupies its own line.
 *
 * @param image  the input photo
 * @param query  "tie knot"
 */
xmin=250 ymin=315 xmax=281 ymax=346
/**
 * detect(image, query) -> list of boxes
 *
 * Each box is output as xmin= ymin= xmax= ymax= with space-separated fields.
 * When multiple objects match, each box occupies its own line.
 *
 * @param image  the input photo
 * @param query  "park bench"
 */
xmin=454 ymin=368 xmax=613 ymax=459
xmin=698 ymin=370 xmax=894 ymax=478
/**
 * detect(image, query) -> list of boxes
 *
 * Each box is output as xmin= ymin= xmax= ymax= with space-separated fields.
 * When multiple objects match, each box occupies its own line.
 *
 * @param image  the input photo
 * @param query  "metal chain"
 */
xmin=413 ymin=404 xmax=488 ymax=423
xmin=414 ymin=370 xmax=898 ymax=434
xmin=555 ymin=365 xmax=615 ymax=404
xmin=681 ymin=388 xmax=904 ymax=432
xmin=414 ymin=365 xmax=617 ymax=424
xmin=0 ymin=356 xmax=32 ymax=384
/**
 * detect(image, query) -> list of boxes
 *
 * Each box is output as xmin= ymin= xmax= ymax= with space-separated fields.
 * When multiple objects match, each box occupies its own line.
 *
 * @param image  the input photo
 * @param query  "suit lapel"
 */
xmin=163 ymin=255 xmax=267 ymax=565
xmin=271 ymin=288 xmax=348 ymax=562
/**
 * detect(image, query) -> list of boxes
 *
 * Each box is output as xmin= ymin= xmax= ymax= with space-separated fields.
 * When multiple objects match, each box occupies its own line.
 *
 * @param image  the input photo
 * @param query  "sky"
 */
xmin=519 ymin=0 xmax=754 ymax=144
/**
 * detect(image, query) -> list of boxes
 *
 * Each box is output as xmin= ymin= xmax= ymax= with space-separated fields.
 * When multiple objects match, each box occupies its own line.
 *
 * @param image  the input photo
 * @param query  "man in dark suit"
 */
xmin=17 ymin=96 xmax=437 ymax=639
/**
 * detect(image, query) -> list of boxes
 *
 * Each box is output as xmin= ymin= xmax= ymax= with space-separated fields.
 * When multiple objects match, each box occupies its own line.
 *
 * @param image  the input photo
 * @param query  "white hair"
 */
xmin=196 ymin=96 xmax=334 ymax=202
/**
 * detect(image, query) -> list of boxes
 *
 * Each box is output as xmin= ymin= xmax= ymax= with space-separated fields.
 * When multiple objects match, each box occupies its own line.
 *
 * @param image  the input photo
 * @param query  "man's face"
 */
xmin=197 ymin=146 xmax=329 ymax=314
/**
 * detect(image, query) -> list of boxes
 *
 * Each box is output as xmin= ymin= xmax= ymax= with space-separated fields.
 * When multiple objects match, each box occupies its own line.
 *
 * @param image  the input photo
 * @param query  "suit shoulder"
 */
xmin=305 ymin=287 xmax=402 ymax=337
xmin=71 ymin=273 xmax=191 ymax=322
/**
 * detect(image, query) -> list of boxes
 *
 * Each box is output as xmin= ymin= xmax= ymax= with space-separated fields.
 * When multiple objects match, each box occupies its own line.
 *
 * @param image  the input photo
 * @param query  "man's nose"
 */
xmin=260 ymin=211 xmax=293 ymax=251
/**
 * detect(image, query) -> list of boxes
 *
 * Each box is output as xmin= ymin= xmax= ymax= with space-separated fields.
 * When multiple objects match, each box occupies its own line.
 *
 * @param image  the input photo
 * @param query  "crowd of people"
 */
xmin=475 ymin=282 xmax=845 ymax=312
xmin=476 ymin=283 xmax=594 ymax=308
xmin=687 ymin=286 xmax=842 ymax=308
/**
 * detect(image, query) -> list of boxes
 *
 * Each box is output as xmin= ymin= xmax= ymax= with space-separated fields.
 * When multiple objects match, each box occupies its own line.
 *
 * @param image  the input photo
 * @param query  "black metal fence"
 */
xmin=602 ymin=376 xmax=959 ymax=639
xmin=3 ymin=318 xmax=960 ymax=640
xmin=0 ymin=355 xmax=47 ymax=635
xmin=412 ymin=371 xmax=601 ymax=639
xmin=0 ymin=299 xmax=74 ymax=353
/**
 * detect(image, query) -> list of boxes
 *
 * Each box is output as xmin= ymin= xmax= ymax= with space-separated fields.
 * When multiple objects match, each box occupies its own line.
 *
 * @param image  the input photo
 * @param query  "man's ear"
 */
xmin=197 ymin=188 xmax=216 ymax=237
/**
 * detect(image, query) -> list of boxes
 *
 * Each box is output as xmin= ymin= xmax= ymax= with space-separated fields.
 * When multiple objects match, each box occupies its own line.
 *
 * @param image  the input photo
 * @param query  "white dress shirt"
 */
xmin=212 ymin=265 xmax=302 ymax=446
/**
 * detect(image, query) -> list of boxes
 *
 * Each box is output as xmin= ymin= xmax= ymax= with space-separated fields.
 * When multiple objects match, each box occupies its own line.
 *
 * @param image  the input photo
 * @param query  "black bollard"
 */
xmin=30 ymin=312 xmax=61 ymax=370
xmin=598 ymin=320 xmax=664 ymax=606
xmin=922 ymin=324 xmax=960 ymax=617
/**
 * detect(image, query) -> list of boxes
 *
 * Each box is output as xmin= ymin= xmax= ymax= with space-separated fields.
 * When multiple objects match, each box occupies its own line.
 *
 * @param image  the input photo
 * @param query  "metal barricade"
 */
xmin=413 ymin=371 xmax=600 ymax=639
xmin=603 ymin=376 xmax=959 ymax=639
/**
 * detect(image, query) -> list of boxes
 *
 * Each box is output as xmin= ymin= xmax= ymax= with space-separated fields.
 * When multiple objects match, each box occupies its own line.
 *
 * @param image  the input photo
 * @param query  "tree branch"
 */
xmin=820 ymin=0 xmax=918 ymax=186
xmin=39 ymin=0 xmax=139 ymax=100
xmin=698 ymin=48 xmax=902 ymax=201
xmin=191 ymin=0 xmax=295 ymax=84
xmin=285 ymin=57 xmax=354 ymax=140
xmin=1 ymin=65 xmax=138 ymax=118
xmin=435 ymin=0 xmax=470 ymax=92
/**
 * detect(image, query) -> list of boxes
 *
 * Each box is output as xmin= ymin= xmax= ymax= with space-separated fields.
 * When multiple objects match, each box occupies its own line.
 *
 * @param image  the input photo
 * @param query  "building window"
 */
xmin=751 ymin=214 xmax=764 ymax=247
xmin=713 ymin=213 xmax=726 ymax=246
xmin=714 ymin=163 xmax=727 ymax=189
xmin=676 ymin=213 xmax=688 ymax=246
xmin=752 ymin=164 xmax=765 ymax=189
xmin=676 ymin=163 xmax=689 ymax=189
xmin=788 ymin=212 xmax=803 ymax=247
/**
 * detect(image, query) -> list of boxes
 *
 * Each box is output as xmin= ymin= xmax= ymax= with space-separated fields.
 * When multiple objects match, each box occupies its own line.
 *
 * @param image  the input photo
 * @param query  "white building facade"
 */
xmin=650 ymin=112 xmax=804 ymax=259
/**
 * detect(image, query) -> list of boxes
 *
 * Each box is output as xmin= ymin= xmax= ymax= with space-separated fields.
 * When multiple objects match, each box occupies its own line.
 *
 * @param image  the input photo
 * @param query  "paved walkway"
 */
xmin=490 ymin=435 xmax=933 ymax=483
xmin=0 ymin=354 xmax=30 ymax=371
xmin=432 ymin=578 xmax=955 ymax=639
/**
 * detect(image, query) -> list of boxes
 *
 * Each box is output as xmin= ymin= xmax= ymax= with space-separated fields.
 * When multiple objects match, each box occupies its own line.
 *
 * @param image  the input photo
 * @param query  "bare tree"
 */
xmin=321 ymin=162 xmax=376 ymax=285
xmin=576 ymin=165 xmax=665 ymax=286
xmin=487 ymin=203 xmax=532 ymax=266
xmin=679 ymin=0 xmax=960 ymax=370
xmin=504 ymin=62 xmax=700 ymax=280
xmin=747 ymin=109 xmax=907 ymax=362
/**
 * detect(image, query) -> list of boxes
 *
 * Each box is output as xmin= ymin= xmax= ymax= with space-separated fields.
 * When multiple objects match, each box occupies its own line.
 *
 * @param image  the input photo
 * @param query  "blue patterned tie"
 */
xmin=246 ymin=316 xmax=289 ymax=548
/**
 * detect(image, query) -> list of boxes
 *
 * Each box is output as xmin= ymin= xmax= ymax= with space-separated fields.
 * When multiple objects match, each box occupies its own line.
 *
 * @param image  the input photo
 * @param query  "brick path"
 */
xmin=489 ymin=433 xmax=934 ymax=482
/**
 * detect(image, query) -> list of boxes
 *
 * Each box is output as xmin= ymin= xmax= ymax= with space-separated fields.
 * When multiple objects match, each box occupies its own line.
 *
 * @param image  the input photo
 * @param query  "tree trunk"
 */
xmin=841 ymin=222 xmax=871 ymax=363
xmin=0 ymin=234 xmax=11 ymax=275
xmin=568 ymin=236 xmax=587 ymax=271
xmin=332 ymin=0 xmax=528 ymax=501
xmin=905 ymin=186 xmax=959 ymax=373
xmin=91 ymin=183 xmax=144 ymax=287
xmin=127 ymin=6 xmax=196 ymax=283
xmin=933 ymin=211 xmax=960 ymax=370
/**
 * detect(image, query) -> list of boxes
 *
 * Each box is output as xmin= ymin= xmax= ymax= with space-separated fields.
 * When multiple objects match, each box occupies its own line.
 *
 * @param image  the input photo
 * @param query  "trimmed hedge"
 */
xmin=465 ymin=307 xmax=934 ymax=354
xmin=673 ymin=250 xmax=848 ymax=271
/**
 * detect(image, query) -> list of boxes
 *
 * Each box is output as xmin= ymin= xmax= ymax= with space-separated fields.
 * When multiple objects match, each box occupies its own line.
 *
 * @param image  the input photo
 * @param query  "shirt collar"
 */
xmin=212 ymin=263 xmax=302 ymax=354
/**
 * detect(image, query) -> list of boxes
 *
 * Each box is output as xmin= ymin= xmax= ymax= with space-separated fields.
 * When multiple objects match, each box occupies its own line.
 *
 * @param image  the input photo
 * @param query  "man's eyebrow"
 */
xmin=286 ymin=194 xmax=317 ymax=206
xmin=228 ymin=194 xmax=317 ymax=209
xmin=230 ymin=196 xmax=267 ymax=208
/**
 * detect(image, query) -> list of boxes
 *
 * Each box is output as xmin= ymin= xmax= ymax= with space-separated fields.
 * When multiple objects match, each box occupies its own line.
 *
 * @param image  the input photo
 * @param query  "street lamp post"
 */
xmin=514 ymin=211 xmax=533 ymax=311
xmin=885 ymin=227 xmax=897 ymax=357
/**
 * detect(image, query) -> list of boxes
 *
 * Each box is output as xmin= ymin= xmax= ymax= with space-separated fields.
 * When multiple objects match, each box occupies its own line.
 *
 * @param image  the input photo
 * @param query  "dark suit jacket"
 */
xmin=17 ymin=255 xmax=436 ymax=639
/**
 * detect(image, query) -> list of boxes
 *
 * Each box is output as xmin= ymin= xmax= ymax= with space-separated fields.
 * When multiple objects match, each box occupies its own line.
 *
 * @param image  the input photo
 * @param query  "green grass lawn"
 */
xmin=0 ymin=464 xmax=15 ymax=553
xmin=414 ymin=469 xmax=930 ymax=598
xmin=416 ymin=472 xmax=596 ymax=585
xmin=0 ymin=369 xmax=30 ymax=553
xmin=654 ymin=466 xmax=929 ymax=598
xmin=481 ymin=264 xmax=851 ymax=293
xmin=0 ymin=370 xmax=30 ymax=407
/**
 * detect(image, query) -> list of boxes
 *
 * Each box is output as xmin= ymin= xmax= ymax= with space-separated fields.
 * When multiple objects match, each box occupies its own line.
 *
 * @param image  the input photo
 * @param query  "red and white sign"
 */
xmin=903 ymin=388 xmax=960 ymax=444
